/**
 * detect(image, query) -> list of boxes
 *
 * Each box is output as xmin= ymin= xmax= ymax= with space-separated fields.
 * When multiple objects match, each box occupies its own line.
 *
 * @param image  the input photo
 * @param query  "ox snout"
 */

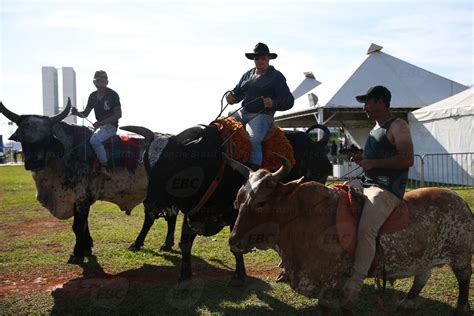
xmin=229 ymin=231 xmax=252 ymax=254
xmin=230 ymin=229 xmax=277 ymax=254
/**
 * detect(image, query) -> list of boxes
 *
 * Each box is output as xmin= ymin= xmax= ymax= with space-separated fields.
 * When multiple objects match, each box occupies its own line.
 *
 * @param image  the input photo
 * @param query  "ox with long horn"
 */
xmin=0 ymin=101 xmax=21 ymax=123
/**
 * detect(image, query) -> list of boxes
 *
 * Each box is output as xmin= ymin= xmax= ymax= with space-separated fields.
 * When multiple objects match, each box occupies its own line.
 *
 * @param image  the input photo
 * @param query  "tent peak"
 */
xmin=367 ymin=43 xmax=383 ymax=54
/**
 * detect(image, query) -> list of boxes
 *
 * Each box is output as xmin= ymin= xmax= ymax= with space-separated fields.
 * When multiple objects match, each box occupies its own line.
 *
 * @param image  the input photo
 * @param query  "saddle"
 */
xmin=213 ymin=116 xmax=295 ymax=171
xmin=71 ymin=126 xmax=143 ymax=174
xmin=333 ymin=184 xmax=411 ymax=257
xmin=102 ymin=135 xmax=143 ymax=173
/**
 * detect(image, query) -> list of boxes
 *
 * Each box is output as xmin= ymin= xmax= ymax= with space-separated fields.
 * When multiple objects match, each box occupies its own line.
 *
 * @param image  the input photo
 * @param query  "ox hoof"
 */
xmin=160 ymin=244 xmax=173 ymax=252
xmin=226 ymin=275 xmax=245 ymax=287
xmin=128 ymin=243 xmax=142 ymax=252
xmin=67 ymin=255 xmax=84 ymax=265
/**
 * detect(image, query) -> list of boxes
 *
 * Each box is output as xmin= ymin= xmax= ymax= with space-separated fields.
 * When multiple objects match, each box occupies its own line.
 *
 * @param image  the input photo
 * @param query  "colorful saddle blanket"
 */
xmin=71 ymin=126 xmax=143 ymax=173
xmin=213 ymin=117 xmax=295 ymax=171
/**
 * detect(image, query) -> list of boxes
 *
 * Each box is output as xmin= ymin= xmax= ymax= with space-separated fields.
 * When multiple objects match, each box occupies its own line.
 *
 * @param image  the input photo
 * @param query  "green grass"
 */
xmin=0 ymin=165 xmax=472 ymax=315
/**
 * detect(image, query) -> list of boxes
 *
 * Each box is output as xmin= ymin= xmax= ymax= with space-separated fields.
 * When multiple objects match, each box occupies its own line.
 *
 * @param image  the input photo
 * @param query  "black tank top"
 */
xmin=361 ymin=117 xmax=408 ymax=199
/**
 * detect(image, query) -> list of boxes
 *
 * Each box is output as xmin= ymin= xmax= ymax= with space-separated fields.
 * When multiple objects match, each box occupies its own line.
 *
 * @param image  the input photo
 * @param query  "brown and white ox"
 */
xmin=0 ymin=100 xmax=177 ymax=264
xmin=226 ymin=155 xmax=472 ymax=315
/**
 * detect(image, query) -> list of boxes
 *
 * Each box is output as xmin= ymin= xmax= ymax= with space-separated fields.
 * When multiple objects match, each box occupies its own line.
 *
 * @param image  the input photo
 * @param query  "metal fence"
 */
xmin=332 ymin=152 xmax=474 ymax=188
xmin=408 ymin=152 xmax=473 ymax=188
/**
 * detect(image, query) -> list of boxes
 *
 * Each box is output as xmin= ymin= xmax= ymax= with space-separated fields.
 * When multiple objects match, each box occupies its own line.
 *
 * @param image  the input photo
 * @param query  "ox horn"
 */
xmin=0 ymin=102 xmax=21 ymax=123
xmin=120 ymin=125 xmax=155 ymax=142
xmin=50 ymin=97 xmax=72 ymax=123
xmin=306 ymin=124 xmax=330 ymax=147
xmin=271 ymin=153 xmax=291 ymax=183
xmin=222 ymin=153 xmax=251 ymax=179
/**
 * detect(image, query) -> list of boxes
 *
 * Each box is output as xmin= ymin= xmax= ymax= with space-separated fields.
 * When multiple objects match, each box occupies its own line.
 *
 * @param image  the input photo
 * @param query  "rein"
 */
xmin=187 ymin=121 xmax=234 ymax=218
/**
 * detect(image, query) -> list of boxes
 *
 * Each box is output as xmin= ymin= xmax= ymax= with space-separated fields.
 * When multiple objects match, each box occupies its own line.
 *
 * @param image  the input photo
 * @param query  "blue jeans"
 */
xmin=90 ymin=124 xmax=117 ymax=165
xmin=233 ymin=110 xmax=274 ymax=166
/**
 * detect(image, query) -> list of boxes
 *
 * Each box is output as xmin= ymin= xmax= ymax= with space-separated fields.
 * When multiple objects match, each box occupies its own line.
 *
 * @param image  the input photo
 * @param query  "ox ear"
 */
xmin=223 ymin=153 xmax=251 ymax=179
xmin=282 ymin=177 xmax=305 ymax=196
xmin=50 ymin=127 xmax=65 ymax=157
xmin=49 ymin=137 xmax=65 ymax=157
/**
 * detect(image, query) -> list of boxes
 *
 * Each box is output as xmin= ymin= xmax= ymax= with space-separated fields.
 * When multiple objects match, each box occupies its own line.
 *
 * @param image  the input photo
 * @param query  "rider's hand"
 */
xmin=263 ymin=97 xmax=273 ymax=108
xmin=71 ymin=107 xmax=79 ymax=115
xmin=358 ymin=159 xmax=375 ymax=171
xmin=93 ymin=121 xmax=101 ymax=129
xmin=351 ymin=154 xmax=362 ymax=164
xmin=226 ymin=91 xmax=236 ymax=105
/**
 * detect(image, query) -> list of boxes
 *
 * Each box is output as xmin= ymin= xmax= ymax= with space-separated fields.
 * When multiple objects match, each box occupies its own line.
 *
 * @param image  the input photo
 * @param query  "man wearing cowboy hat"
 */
xmin=226 ymin=42 xmax=294 ymax=170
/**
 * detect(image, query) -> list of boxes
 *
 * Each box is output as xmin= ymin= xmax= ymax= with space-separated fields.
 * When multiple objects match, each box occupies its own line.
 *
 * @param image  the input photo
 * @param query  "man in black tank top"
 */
xmin=342 ymin=86 xmax=414 ymax=310
xmin=71 ymin=70 xmax=122 ymax=177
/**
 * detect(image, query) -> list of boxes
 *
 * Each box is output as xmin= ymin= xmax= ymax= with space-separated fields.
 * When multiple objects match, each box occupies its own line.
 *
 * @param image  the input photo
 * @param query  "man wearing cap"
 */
xmin=226 ymin=42 xmax=294 ymax=170
xmin=342 ymin=85 xmax=414 ymax=309
xmin=71 ymin=70 xmax=122 ymax=176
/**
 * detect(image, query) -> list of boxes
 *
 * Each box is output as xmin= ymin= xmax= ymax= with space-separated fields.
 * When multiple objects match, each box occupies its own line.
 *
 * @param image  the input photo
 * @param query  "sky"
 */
xmin=0 ymin=0 xmax=473 ymax=140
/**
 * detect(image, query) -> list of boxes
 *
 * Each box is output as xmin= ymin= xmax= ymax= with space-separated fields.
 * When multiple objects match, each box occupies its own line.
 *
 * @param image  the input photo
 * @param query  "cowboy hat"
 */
xmin=245 ymin=42 xmax=278 ymax=60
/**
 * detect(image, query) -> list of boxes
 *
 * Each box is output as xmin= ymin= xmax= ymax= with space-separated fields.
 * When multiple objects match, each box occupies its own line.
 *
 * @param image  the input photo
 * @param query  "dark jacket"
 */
xmin=232 ymin=66 xmax=294 ymax=114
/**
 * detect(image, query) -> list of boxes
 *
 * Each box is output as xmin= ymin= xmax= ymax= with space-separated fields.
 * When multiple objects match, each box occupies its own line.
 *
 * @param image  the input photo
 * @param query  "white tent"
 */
xmin=276 ymin=44 xmax=468 ymax=148
xmin=408 ymin=87 xmax=473 ymax=185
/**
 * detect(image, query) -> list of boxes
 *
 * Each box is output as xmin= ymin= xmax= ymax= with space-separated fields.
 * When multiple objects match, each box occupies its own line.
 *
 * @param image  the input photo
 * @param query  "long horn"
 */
xmin=306 ymin=124 xmax=330 ymax=147
xmin=271 ymin=152 xmax=291 ymax=183
xmin=222 ymin=153 xmax=251 ymax=179
xmin=50 ymin=98 xmax=72 ymax=123
xmin=120 ymin=125 xmax=155 ymax=142
xmin=0 ymin=102 xmax=21 ymax=123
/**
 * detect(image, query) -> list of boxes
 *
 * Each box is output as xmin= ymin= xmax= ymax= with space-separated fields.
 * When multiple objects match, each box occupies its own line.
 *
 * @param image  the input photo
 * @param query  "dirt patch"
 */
xmin=1 ymin=216 xmax=67 ymax=239
xmin=0 ymin=266 xmax=79 ymax=297
xmin=0 ymin=263 xmax=282 ymax=297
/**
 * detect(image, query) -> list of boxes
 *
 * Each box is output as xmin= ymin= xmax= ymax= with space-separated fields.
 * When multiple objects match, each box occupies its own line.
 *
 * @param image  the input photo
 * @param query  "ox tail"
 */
xmin=120 ymin=126 xmax=155 ymax=143
xmin=306 ymin=124 xmax=330 ymax=147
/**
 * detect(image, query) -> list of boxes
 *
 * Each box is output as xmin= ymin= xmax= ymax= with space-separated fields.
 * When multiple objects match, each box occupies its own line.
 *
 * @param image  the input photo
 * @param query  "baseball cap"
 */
xmin=355 ymin=85 xmax=391 ymax=104
xmin=94 ymin=70 xmax=108 ymax=80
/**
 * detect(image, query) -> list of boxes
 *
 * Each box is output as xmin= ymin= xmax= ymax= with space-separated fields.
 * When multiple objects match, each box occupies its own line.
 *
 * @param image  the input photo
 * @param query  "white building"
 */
xmin=42 ymin=67 xmax=59 ymax=117
xmin=62 ymin=67 xmax=77 ymax=124
xmin=42 ymin=66 xmax=77 ymax=124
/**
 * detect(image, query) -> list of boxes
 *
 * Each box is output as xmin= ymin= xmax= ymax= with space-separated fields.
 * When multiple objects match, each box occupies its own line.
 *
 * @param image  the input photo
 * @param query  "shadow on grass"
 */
xmin=50 ymin=253 xmax=299 ymax=315
xmin=50 ymin=255 xmax=460 ymax=315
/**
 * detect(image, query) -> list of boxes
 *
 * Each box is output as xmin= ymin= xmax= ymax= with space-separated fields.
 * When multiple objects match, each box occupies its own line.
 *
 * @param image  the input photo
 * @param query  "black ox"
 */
xmin=0 ymin=100 xmax=177 ymax=264
xmin=123 ymin=122 xmax=332 ymax=282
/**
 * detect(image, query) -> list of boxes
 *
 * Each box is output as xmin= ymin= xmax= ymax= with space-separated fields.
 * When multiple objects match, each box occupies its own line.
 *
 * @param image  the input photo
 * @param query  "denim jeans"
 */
xmin=90 ymin=124 xmax=117 ymax=165
xmin=233 ymin=110 xmax=274 ymax=166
